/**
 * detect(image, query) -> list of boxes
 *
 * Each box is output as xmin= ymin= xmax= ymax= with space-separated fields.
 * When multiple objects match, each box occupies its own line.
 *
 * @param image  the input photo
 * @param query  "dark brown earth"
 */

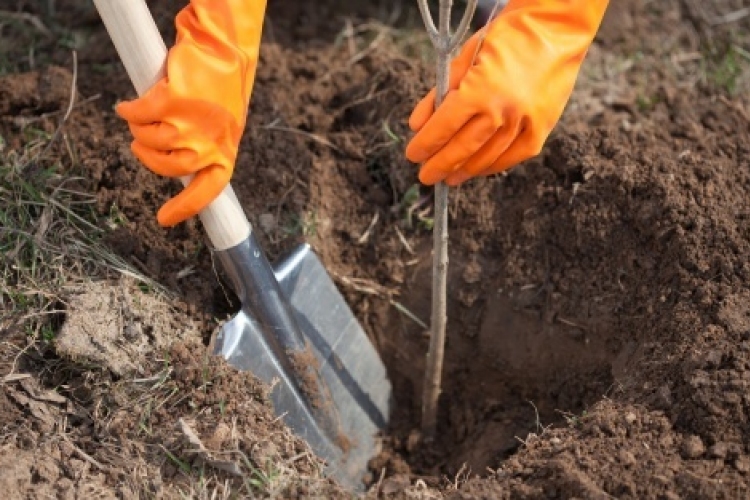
xmin=2 ymin=0 xmax=750 ymax=498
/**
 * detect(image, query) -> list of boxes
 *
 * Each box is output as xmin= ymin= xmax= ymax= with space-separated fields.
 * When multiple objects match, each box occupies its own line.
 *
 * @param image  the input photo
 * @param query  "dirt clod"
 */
xmin=55 ymin=279 xmax=203 ymax=377
xmin=682 ymin=435 xmax=706 ymax=460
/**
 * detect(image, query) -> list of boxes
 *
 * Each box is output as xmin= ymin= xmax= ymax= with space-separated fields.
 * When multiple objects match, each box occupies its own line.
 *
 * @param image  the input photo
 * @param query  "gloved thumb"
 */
xmin=156 ymin=164 xmax=231 ymax=227
xmin=408 ymin=32 xmax=483 ymax=132
xmin=115 ymin=81 xmax=169 ymax=125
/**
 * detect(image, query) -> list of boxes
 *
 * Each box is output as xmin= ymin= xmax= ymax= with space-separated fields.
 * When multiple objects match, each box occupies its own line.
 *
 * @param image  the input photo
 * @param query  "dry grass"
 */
xmin=0 ymin=102 xmax=166 ymax=342
xmin=0 ymin=1 xmax=167 ymax=350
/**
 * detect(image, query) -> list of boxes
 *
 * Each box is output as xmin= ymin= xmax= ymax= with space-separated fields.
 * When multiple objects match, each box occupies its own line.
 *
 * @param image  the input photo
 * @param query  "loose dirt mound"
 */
xmin=1 ymin=333 xmax=348 ymax=498
xmin=2 ymin=0 xmax=750 ymax=498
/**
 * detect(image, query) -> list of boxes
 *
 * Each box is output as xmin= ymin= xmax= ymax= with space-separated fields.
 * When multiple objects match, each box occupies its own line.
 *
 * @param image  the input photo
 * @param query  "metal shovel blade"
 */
xmin=211 ymin=237 xmax=392 ymax=492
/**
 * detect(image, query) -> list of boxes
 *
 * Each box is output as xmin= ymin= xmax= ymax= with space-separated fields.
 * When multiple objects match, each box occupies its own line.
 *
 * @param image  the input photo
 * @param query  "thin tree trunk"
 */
xmin=416 ymin=0 xmax=477 ymax=441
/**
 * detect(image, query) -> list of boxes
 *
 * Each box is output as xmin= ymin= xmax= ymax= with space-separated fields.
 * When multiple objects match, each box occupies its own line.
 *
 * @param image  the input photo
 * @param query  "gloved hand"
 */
xmin=116 ymin=0 xmax=266 ymax=227
xmin=405 ymin=0 xmax=609 ymax=186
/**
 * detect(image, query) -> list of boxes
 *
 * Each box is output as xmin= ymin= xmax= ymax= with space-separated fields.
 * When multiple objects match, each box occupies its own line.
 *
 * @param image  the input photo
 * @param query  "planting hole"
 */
xmin=372 ymin=246 xmax=621 ymax=476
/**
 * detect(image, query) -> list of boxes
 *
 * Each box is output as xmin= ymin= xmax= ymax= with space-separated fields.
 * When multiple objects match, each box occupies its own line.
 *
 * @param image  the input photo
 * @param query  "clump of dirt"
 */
xmin=0 ymin=65 xmax=75 ymax=116
xmin=287 ymin=342 xmax=327 ymax=410
xmin=55 ymin=278 xmax=205 ymax=377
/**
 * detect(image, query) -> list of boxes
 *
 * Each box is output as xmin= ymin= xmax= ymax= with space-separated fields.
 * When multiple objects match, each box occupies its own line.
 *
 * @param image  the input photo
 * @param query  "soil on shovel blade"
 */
xmin=2 ymin=0 xmax=750 ymax=498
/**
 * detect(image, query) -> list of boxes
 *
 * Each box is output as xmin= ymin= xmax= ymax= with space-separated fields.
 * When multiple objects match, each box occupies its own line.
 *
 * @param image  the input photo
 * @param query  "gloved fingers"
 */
xmin=444 ymin=169 xmax=472 ymax=186
xmin=442 ymin=120 xmax=528 ymax=186
xmin=457 ymin=118 xmax=522 ymax=176
xmin=482 ymin=129 xmax=546 ymax=177
xmin=418 ymin=159 xmax=462 ymax=185
xmin=115 ymin=81 xmax=169 ymax=125
xmin=408 ymin=89 xmax=437 ymax=133
xmin=127 ymin=121 xmax=180 ymax=152
xmin=156 ymin=164 xmax=231 ymax=227
xmin=405 ymin=91 xmax=478 ymax=164
xmin=408 ymin=33 xmax=482 ymax=133
xmin=418 ymin=114 xmax=498 ymax=181
xmin=407 ymin=74 xmax=466 ymax=133
xmin=130 ymin=141 xmax=202 ymax=178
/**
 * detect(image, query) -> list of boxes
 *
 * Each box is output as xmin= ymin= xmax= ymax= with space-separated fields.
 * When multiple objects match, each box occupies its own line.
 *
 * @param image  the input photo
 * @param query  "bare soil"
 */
xmin=2 ymin=0 xmax=750 ymax=498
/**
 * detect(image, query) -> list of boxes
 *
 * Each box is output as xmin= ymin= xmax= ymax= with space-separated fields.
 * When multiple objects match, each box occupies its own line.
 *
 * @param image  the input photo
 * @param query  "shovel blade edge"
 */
xmin=212 ymin=243 xmax=393 ymax=492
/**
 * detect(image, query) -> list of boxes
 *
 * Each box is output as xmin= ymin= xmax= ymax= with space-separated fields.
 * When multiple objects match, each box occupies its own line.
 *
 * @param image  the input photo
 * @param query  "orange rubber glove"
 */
xmin=116 ymin=0 xmax=266 ymax=227
xmin=405 ymin=0 xmax=609 ymax=186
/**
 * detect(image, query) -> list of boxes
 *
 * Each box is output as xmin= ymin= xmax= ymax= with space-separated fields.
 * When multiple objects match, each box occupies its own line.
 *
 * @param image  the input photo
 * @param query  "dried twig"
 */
xmin=20 ymin=50 xmax=78 ymax=172
xmin=61 ymin=434 xmax=107 ymax=471
xmin=261 ymin=119 xmax=341 ymax=153
xmin=332 ymin=272 xmax=428 ymax=329
xmin=416 ymin=0 xmax=478 ymax=440
xmin=711 ymin=7 xmax=750 ymax=26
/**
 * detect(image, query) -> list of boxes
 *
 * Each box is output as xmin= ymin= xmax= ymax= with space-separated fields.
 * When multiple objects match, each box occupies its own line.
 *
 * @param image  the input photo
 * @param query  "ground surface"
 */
xmin=2 ymin=0 xmax=750 ymax=498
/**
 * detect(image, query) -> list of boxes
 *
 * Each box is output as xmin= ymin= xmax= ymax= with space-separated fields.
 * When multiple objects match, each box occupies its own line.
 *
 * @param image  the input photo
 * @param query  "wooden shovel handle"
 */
xmin=92 ymin=0 xmax=251 ymax=251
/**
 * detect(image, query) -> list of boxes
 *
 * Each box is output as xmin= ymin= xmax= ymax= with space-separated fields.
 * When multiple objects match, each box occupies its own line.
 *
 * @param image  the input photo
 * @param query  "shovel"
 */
xmin=92 ymin=0 xmax=392 ymax=491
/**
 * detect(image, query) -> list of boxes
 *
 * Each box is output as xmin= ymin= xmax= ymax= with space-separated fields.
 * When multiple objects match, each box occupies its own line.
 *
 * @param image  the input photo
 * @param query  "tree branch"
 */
xmin=416 ymin=0 xmax=440 ymax=44
xmin=449 ymin=0 xmax=478 ymax=53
